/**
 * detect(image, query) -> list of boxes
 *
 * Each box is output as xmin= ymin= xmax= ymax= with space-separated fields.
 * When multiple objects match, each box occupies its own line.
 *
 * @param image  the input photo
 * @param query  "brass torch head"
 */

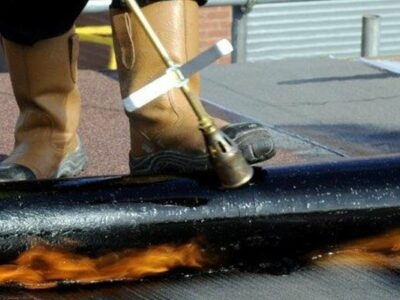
xmin=204 ymin=127 xmax=254 ymax=188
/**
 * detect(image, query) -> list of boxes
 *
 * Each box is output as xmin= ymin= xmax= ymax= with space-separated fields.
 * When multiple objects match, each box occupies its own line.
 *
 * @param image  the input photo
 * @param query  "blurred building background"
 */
xmin=243 ymin=0 xmax=400 ymax=62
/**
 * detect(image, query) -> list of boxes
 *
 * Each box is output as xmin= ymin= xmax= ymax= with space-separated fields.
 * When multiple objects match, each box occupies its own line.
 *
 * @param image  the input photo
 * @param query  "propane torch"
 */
xmin=122 ymin=0 xmax=253 ymax=188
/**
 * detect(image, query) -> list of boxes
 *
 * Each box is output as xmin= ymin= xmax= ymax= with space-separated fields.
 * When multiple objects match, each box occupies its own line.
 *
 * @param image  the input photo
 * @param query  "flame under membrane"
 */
xmin=0 ymin=241 xmax=209 ymax=289
xmin=1 ymin=229 xmax=400 ymax=289
xmin=313 ymin=229 xmax=400 ymax=269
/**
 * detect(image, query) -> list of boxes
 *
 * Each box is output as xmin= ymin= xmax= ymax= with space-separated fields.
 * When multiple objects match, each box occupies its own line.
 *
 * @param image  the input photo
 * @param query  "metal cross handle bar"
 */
xmin=124 ymin=0 xmax=254 ymax=188
xmin=123 ymin=39 xmax=233 ymax=112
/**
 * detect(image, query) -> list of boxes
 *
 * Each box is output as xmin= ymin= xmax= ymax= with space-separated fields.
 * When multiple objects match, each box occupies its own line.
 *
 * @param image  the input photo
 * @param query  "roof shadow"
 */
xmin=278 ymin=72 xmax=398 ymax=85
xmin=281 ymin=123 xmax=400 ymax=154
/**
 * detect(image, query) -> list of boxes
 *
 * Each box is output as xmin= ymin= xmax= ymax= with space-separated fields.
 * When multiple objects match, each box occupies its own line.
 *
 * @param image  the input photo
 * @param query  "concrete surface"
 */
xmin=202 ymin=57 xmax=400 ymax=156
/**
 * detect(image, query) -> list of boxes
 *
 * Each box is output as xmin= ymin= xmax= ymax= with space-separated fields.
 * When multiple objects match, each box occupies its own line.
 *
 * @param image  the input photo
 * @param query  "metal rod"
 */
xmin=124 ymin=0 xmax=175 ymax=67
xmin=361 ymin=15 xmax=381 ymax=58
xmin=1 ymin=155 xmax=400 ymax=263
xmin=232 ymin=5 xmax=248 ymax=63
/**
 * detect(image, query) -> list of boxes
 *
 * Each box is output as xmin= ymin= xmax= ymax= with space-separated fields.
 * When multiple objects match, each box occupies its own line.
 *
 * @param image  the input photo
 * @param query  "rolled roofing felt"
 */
xmin=0 ymin=155 xmax=399 ymax=264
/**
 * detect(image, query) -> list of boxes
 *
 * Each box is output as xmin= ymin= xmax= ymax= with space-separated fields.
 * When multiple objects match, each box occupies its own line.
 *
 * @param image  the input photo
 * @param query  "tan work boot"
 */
xmin=111 ymin=0 xmax=275 ymax=176
xmin=0 ymin=28 xmax=88 ymax=182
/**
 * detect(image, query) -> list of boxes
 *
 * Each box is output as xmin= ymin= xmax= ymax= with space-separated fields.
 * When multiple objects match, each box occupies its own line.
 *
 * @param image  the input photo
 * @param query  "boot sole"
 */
xmin=130 ymin=122 xmax=276 ymax=175
xmin=54 ymin=139 xmax=89 ymax=178
xmin=130 ymin=151 xmax=210 ymax=175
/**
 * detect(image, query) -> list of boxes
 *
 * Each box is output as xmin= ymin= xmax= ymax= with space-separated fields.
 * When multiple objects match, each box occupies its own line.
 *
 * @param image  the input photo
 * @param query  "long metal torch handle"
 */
xmin=124 ymin=0 xmax=174 ymax=67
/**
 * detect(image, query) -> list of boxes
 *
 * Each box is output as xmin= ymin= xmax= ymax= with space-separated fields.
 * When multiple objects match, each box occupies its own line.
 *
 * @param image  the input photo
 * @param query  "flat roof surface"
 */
xmin=1 ymin=58 xmax=400 ymax=299
xmin=202 ymin=57 xmax=400 ymax=157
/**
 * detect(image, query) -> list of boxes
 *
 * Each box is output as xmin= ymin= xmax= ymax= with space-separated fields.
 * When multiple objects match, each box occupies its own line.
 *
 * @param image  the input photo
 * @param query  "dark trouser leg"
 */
xmin=0 ymin=0 xmax=89 ymax=45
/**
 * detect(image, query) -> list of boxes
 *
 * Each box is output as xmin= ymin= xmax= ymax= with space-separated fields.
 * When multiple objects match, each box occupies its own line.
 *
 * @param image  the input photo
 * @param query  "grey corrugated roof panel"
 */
xmin=247 ymin=51 xmax=356 ymax=61
xmin=248 ymin=33 xmax=368 ymax=43
xmin=247 ymin=42 xmax=361 ymax=54
xmin=248 ymin=36 xmax=400 ymax=53
xmin=248 ymin=24 xmax=400 ymax=37
xmin=252 ymin=3 xmax=400 ymax=16
xmin=248 ymin=13 xmax=400 ymax=26
xmin=247 ymin=49 xmax=400 ymax=61
xmin=246 ymin=0 xmax=400 ymax=61
xmin=247 ymin=41 xmax=400 ymax=53
xmin=253 ymin=0 xmax=400 ymax=12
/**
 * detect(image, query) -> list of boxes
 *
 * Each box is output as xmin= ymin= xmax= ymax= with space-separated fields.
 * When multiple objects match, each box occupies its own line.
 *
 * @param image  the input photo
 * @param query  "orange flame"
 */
xmin=4 ymin=229 xmax=400 ymax=289
xmin=313 ymin=229 xmax=400 ymax=269
xmin=0 ymin=241 xmax=210 ymax=289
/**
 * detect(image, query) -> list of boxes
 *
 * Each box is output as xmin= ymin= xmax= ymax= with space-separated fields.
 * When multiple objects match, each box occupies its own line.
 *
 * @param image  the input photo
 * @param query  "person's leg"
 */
xmin=110 ymin=0 xmax=275 ymax=175
xmin=0 ymin=1 xmax=88 ymax=45
xmin=0 ymin=1 xmax=89 ymax=181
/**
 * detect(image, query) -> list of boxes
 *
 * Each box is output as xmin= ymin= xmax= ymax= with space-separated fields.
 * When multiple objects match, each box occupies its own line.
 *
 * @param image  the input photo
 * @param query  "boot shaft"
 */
xmin=3 ymin=28 xmax=81 ymax=144
xmin=111 ymin=0 xmax=205 ymax=157
xmin=111 ymin=0 xmax=200 ymax=98
xmin=2 ymin=29 xmax=84 ymax=178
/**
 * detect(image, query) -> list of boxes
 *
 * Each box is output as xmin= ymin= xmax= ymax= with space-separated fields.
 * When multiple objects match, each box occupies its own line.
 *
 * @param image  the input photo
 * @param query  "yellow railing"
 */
xmin=76 ymin=25 xmax=116 ymax=70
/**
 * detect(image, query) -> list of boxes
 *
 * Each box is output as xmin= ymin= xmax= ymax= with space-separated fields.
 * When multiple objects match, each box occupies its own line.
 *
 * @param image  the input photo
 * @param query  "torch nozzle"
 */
xmin=203 ymin=126 xmax=254 ymax=188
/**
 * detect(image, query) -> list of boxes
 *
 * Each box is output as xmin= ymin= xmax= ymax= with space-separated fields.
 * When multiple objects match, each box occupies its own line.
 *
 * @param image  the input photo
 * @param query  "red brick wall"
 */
xmin=199 ymin=6 xmax=232 ymax=64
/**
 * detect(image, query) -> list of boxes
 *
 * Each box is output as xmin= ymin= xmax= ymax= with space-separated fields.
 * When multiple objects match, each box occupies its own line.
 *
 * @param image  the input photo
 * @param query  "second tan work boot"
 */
xmin=0 ymin=28 xmax=88 ymax=182
xmin=111 ymin=0 xmax=275 ymax=176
